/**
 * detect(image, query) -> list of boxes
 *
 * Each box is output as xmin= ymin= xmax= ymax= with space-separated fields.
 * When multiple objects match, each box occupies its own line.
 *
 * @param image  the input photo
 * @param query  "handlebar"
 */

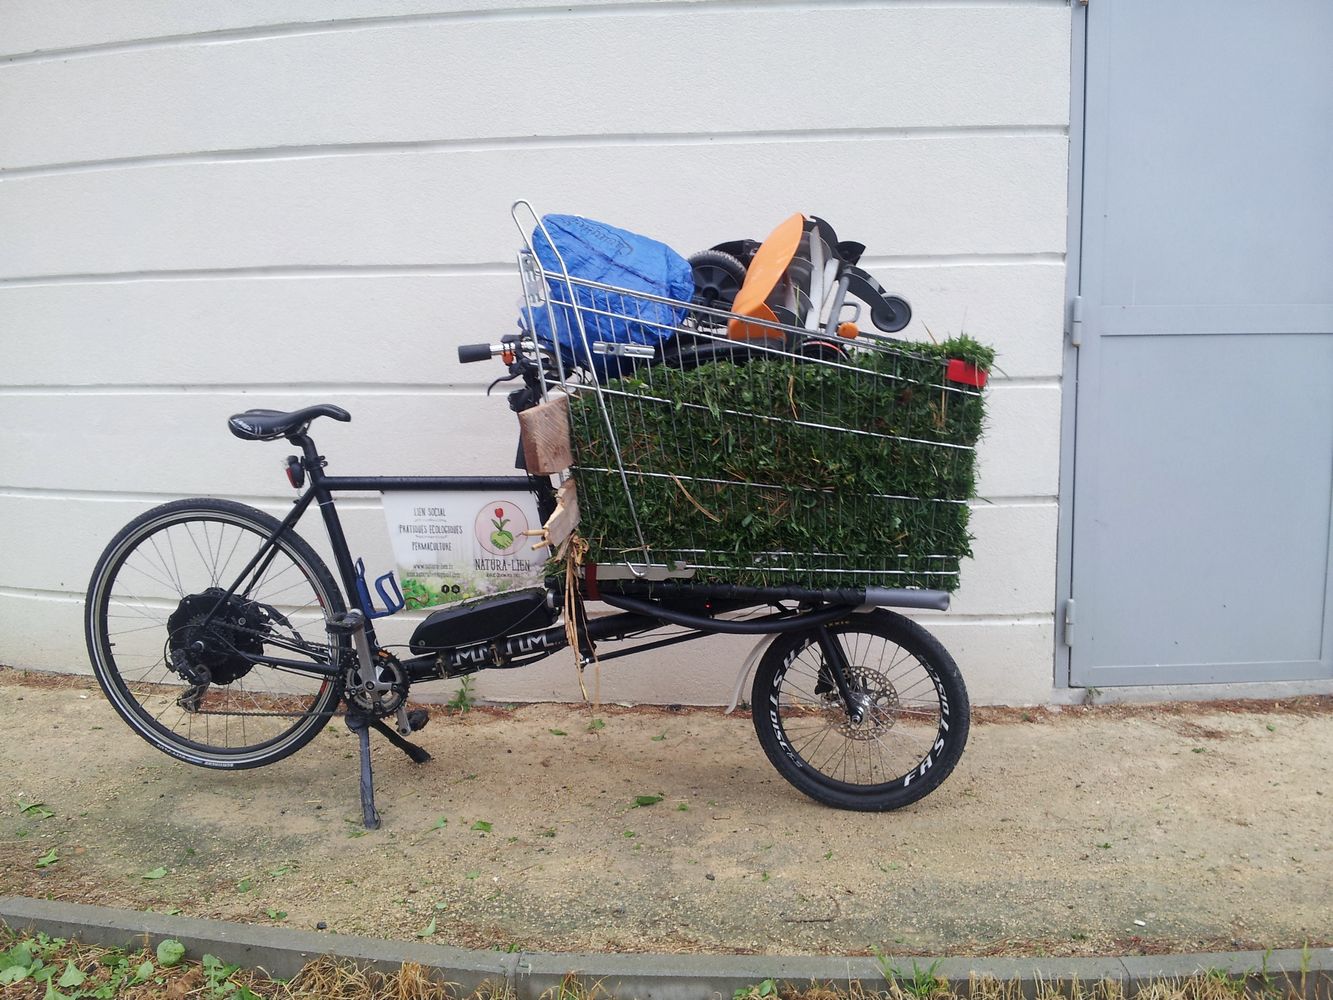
xmin=458 ymin=343 xmax=499 ymax=364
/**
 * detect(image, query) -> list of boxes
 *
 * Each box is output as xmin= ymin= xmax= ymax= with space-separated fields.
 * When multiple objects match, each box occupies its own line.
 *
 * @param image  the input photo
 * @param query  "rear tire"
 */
xmin=751 ymin=609 xmax=969 ymax=810
xmin=85 ymin=498 xmax=346 ymax=769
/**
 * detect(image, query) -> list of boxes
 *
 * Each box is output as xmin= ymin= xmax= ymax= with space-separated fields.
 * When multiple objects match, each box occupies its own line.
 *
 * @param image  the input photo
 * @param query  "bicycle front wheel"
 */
xmin=85 ymin=498 xmax=346 ymax=769
xmin=751 ymin=609 xmax=969 ymax=811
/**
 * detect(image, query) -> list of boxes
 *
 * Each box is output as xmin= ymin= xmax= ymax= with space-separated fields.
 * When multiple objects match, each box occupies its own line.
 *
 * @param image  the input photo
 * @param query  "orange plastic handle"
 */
xmin=727 ymin=213 xmax=805 ymax=341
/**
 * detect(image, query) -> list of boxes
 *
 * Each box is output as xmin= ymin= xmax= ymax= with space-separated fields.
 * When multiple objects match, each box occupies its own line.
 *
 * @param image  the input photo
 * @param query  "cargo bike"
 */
xmin=84 ymin=204 xmax=988 ymax=827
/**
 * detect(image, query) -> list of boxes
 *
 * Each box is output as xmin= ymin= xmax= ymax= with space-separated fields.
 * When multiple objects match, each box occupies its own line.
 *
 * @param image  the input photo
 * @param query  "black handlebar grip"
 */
xmin=458 ymin=343 xmax=494 ymax=364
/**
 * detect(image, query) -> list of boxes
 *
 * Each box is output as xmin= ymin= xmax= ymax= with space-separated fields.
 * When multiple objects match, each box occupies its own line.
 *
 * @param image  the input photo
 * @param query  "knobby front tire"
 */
xmin=751 ymin=609 xmax=970 ymax=811
xmin=85 ymin=498 xmax=346 ymax=769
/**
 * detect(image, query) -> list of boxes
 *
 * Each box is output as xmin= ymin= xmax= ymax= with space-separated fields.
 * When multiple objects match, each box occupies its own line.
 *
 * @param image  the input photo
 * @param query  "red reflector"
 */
xmin=946 ymin=359 xmax=988 ymax=387
xmin=285 ymin=467 xmax=301 ymax=488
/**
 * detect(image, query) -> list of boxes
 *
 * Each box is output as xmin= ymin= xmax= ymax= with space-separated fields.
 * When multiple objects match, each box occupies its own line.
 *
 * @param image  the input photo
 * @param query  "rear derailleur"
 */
xmin=169 ymin=649 xmax=211 ymax=712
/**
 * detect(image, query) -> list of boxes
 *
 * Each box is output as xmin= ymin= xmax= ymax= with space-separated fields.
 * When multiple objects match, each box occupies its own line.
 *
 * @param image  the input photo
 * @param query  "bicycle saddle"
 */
xmin=227 ymin=404 xmax=351 ymax=442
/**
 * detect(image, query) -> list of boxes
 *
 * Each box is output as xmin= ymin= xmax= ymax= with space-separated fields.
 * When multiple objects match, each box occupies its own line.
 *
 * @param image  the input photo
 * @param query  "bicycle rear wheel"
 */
xmin=85 ymin=498 xmax=346 ymax=769
xmin=751 ymin=609 xmax=969 ymax=810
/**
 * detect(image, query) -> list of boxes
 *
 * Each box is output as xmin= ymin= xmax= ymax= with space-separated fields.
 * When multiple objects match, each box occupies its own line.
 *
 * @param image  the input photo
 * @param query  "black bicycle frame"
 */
xmin=202 ymin=425 xmax=867 ymax=712
xmin=201 ymin=428 xmax=557 ymax=680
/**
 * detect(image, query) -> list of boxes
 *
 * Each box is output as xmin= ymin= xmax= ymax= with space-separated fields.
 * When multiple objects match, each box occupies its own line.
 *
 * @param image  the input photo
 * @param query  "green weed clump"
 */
xmin=567 ymin=336 xmax=993 ymax=591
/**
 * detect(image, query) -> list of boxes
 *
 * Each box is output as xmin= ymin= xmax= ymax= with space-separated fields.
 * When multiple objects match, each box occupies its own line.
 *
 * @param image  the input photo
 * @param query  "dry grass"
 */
xmin=1 ymin=926 xmax=1327 ymax=1000
xmin=281 ymin=956 xmax=468 ymax=1000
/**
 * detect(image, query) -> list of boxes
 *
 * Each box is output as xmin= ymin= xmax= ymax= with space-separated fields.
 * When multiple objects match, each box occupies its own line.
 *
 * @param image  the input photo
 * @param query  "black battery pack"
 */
xmin=408 ymin=588 xmax=556 ymax=654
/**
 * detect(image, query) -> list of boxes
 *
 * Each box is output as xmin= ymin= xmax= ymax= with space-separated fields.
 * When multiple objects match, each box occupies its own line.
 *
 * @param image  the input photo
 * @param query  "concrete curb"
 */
xmin=3 ymin=896 xmax=1330 ymax=1000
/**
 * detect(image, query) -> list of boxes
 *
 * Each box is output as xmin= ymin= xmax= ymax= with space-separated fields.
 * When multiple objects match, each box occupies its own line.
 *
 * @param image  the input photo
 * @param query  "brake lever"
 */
xmin=486 ymin=370 xmax=522 ymax=395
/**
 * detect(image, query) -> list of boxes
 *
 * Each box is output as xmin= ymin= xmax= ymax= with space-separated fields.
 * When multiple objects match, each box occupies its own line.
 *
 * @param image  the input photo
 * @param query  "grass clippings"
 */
xmin=566 ymin=336 xmax=993 ymax=591
xmin=1 ymin=929 xmax=1327 ymax=1000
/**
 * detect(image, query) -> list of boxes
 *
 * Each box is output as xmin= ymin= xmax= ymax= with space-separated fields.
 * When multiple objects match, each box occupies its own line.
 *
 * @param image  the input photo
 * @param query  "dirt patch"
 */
xmin=1 ymin=672 xmax=1330 ymax=959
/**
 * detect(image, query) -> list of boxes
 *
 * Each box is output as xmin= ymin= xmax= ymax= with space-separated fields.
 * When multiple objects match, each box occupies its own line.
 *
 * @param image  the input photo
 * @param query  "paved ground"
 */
xmin=1 ymin=668 xmax=1329 ymax=958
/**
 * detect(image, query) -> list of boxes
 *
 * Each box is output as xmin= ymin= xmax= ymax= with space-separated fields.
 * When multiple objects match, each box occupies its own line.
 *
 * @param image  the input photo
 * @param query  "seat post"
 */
xmin=289 ymin=431 xmax=324 ymax=478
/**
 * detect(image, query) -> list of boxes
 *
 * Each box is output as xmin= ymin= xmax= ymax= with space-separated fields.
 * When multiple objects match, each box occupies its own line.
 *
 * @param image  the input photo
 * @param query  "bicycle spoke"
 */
xmin=215 ymin=527 xmax=245 ymax=589
xmin=90 ymin=504 xmax=344 ymax=760
xmin=764 ymin=623 xmax=952 ymax=793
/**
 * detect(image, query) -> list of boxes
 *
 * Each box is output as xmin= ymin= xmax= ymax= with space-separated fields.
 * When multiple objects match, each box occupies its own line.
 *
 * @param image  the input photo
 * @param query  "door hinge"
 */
xmin=1068 ymin=295 xmax=1084 ymax=348
xmin=1063 ymin=599 xmax=1076 ymax=646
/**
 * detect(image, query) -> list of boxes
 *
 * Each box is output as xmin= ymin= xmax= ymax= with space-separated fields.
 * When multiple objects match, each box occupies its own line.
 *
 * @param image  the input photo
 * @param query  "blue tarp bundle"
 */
xmin=528 ymin=215 xmax=693 ymax=378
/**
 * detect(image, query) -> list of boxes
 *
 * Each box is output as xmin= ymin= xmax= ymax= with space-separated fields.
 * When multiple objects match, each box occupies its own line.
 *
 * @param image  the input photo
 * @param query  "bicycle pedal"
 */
xmin=326 ymin=609 xmax=367 ymax=635
xmin=406 ymin=708 xmax=430 ymax=732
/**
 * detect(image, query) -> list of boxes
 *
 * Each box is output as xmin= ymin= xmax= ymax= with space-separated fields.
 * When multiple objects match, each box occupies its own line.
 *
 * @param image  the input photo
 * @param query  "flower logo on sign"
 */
xmin=476 ymin=501 xmax=528 ymax=555
xmin=490 ymin=507 xmax=514 ymax=550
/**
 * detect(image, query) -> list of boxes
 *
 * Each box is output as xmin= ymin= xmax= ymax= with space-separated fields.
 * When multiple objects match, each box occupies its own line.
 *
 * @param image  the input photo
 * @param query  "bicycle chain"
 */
xmin=167 ymin=618 xmax=411 ymax=721
xmin=186 ymin=706 xmax=349 ymax=719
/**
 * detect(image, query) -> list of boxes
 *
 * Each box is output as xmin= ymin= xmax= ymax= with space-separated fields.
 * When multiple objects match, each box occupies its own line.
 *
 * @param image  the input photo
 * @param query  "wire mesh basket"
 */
xmin=511 ymin=203 xmax=989 ymax=592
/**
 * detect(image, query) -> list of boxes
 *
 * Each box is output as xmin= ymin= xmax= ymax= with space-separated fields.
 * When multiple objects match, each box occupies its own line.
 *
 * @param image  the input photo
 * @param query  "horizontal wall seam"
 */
xmin=0 ymin=488 xmax=382 ymax=508
xmin=0 ymin=378 xmax=1057 ymax=395
xmin=0 ymin=0 xmax=1072 ymax=66
xmin=0 ymin=126 xmax=1070 ymax=180
xmin=0 ymin=264 xmax=518 ymax=286
xmin=986 ymin=376 xmax=1059 ymax=387
xmin=0 ymin=384 xmax=493 ymax=396
xmin=973 ymin=496 xmax=1058 ymax=507
xmin=917 ymin=612 xmax=1054 ymax=625
xmin=0 ymin=254 xmax=1065 ymax=288
xmin=0 ymin=585 xmax=1058 ymax=625
xmin=0 ymin=587 xmax=88 ymax=603
xmin=0 ymin=487 xmax=1056 ymax=509
xmin=863 ymin=252 xmax=1066 ymax=268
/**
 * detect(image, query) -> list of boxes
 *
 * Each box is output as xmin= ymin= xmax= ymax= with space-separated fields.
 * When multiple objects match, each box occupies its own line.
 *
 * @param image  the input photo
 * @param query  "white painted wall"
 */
xmin=0 ymin=0 xmax=1071 ymax=705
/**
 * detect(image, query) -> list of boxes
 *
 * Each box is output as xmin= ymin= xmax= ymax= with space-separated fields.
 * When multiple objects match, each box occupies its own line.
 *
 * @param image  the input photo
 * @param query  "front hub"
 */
xmin=832 ymin=665 xmax=899 ymax=740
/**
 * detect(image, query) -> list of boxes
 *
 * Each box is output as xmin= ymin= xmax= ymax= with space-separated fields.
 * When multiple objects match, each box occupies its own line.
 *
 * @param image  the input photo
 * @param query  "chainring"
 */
xmin=345 ymin=651 xmax=410 ymax=717
xmin=166 ymin=588 xmax=267 ymax=686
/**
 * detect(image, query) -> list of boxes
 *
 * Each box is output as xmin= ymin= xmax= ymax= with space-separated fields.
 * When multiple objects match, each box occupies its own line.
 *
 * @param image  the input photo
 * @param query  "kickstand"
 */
xmin=368 ymin=715 xmax=433 ymax=765
xmin=344 ymin=712 xmax=381 ymax=830
xmin=343 ymin=711 xmax=433 ymax=830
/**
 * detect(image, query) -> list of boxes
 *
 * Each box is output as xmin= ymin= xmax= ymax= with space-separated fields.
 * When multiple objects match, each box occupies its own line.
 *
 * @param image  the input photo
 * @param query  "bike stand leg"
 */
xmin=367 ymin=716 xmax=433 ymax=765
xmin=344 ymin=713 xmax=381 ymax=830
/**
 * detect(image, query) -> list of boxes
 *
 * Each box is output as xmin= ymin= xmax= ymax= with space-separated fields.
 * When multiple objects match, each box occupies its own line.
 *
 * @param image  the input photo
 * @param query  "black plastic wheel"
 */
xmin=85 ymin=498 xmax=346 ymax=769
xmin=751 ymin=609 xmax=969 ymax=811
xmin=688 ymin=249 xmax=747 ymax=315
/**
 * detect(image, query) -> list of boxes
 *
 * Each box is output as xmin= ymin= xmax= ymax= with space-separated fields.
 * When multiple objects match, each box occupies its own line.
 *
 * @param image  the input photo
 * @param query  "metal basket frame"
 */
xmin=509 ymin=201 xmax=983 ymax=586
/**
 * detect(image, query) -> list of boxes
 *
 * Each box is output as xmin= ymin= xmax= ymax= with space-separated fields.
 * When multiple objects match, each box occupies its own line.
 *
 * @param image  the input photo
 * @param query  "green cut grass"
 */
xmin=566 ymin=336 xmax=993 ymax=591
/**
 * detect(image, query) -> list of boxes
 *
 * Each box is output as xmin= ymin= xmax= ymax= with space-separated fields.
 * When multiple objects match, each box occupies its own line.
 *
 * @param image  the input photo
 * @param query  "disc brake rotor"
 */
xmin=827 ymin=664 xmax=899 ymax=741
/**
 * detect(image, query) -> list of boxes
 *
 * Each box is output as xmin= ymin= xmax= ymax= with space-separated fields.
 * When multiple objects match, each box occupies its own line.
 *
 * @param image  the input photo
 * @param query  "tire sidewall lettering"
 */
xmin=769 ymin=647 xmax=804 ymax=769
xmin=758 ymin=618 xmax=967 ymax=804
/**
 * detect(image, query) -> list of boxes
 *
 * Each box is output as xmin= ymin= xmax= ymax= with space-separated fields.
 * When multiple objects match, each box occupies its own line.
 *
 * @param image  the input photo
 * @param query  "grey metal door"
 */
xmin=1068 ymin=1 xmax=1333 ymax=686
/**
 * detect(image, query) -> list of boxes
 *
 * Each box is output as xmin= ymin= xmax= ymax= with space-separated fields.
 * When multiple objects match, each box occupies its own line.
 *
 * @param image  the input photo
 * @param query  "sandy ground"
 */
xmin=1 ymin=669 xmax=1329 ymax=959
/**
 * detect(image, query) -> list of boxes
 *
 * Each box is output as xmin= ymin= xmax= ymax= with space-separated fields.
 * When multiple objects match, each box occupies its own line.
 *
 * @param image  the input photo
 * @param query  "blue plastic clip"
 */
xmin=354 ymin=558 xmax=406 ymax=619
